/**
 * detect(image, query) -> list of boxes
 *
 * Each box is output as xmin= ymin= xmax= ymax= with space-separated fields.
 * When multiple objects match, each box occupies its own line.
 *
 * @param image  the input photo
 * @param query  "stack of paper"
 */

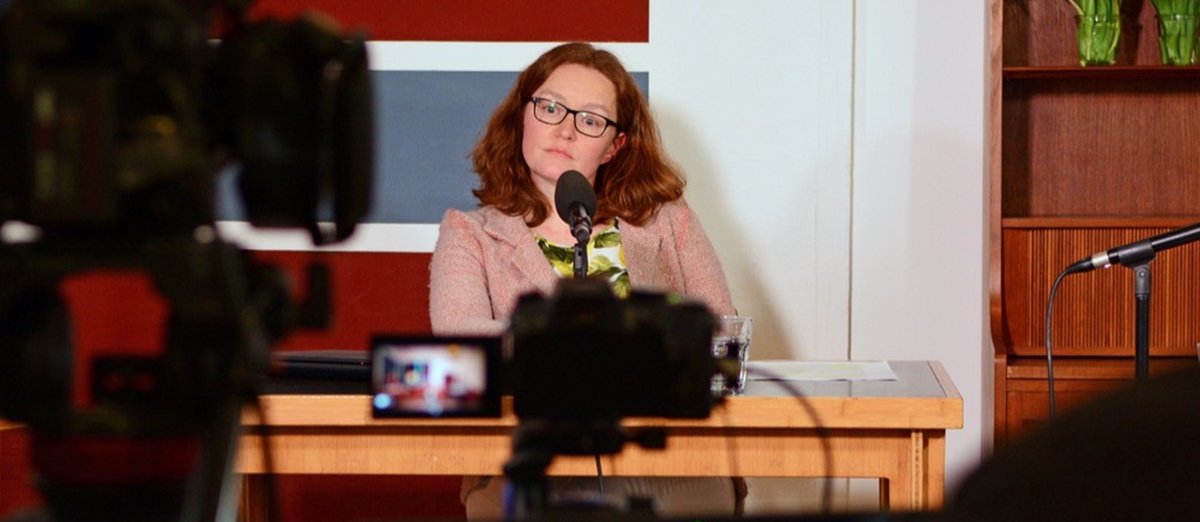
xmin=746 ymin=361 xmax=898 ymax=381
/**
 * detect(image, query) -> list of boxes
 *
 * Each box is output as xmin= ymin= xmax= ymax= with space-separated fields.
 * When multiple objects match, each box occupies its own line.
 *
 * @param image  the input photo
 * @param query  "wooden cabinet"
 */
xmin=989 ymin=0 xmax=1200 ymax=444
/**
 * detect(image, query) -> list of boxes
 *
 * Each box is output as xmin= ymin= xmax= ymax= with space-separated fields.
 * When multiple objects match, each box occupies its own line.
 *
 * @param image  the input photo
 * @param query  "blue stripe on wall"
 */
xmin=374 ymin=71 xmax=516 ymax=223
xmin=220 ymin=70 xmax=649 ymax=224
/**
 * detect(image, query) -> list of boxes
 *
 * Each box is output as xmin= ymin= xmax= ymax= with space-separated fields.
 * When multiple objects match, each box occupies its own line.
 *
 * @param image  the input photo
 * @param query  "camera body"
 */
xmin=0 ymin=0 xmax=371 ymax=243
xmin=509 ymin=278 xmax=717 ymax=421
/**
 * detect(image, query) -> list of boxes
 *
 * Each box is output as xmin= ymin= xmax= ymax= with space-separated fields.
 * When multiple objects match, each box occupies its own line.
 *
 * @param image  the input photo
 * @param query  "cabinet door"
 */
xmin=1006 ymin=379 xmax=1129 ymax=439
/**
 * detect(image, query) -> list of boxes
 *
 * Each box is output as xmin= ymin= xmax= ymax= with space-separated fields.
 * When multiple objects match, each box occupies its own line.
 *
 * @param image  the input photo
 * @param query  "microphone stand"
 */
xmin=1104 ymin=228 xmax=1192 ymax=382
xmin=1068 ymin=221 xmax=1200 ymax=382
xmin=1132 ymin=262 xmax=1151 ymax=381
xmin=573 ymin=239 xmax=587 ymax=280
xmin=1109 ymin=241 xmax=1157 ymax=381
xmin=568 ymin=205 xmax=590 ymax=280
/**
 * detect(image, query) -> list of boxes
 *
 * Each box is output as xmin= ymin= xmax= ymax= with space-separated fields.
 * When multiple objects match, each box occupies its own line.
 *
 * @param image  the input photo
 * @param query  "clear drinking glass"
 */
xmin=711 ymin=316 xmax=752 ymax=396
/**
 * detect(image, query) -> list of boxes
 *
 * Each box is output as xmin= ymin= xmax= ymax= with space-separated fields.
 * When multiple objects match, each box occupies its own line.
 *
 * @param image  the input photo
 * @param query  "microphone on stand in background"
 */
xmin=1064 ymin=221 xmax=1200 ymax=274
xmin=1046 ymin=219 xmax=1200 ymax=412
xmin=554 ymin=170 xmax=596 ymax=279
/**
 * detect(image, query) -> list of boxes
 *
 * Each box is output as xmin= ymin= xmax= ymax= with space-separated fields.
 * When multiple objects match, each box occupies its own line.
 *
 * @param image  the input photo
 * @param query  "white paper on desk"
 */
xmin=746 ymin=361 xmax=898 ymax=381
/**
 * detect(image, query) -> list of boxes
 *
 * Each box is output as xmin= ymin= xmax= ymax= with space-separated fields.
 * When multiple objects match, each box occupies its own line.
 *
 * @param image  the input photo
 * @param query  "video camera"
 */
xmin=0 ymin=1 xmax=373 ymax=520
xmin=500 ymin=279 xmax=719 ymax=520
xmin=0 ymin=0 xmax=370 ymax=241
xmin=370 ymin=279 xmax=719 ymax=423
xmin=510 ymin=278 xmax=718 ymax=422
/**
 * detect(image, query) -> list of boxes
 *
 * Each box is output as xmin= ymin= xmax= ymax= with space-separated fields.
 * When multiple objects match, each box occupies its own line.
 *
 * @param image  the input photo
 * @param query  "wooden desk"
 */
xmin=237 ymin=361 xmax=962 ymax=519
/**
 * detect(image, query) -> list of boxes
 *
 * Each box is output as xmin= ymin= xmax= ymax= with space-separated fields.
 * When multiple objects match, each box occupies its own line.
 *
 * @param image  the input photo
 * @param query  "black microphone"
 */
xmin=554 ymin=170 xmax=596 ymax=245
xmin=1065 ymin=221 xmax=1200 ymax=274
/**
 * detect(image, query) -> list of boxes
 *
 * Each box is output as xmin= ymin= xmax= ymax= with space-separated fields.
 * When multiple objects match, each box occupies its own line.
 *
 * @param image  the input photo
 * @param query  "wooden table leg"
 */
xmin=882 ymin=430 xmax=945 ymax=511
xmin=923 ymin=431 xmax=947 ymax=509
xmin=238 ymin=475 xmax=268 ymax=522
xmin=910 ymin=430 xmax=926 ymax=509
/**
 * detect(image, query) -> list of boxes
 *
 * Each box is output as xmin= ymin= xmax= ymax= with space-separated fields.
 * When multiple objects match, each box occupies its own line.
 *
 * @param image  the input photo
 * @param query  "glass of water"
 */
xmin=711 ymin=316 xmax=752 ymax=396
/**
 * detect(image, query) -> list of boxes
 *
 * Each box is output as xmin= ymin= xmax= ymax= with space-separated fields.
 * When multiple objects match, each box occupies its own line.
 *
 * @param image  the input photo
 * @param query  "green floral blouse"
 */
xmin=534 ymin=221 xmax=630 ymax=297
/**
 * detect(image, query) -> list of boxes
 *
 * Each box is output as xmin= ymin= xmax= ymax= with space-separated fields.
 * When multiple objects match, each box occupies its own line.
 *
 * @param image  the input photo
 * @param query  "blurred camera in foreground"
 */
xmin=0 ymin=0 xmax=372 ymax=244
xmin=509 ymin=278 xmax=718 ymax=421
xmin=0 ymin=1 xmax=373 ymax=520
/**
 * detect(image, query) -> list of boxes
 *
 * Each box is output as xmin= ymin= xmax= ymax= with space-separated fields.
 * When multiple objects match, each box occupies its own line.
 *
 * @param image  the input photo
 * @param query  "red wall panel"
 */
xmin=0 ymin=429 xmax=37 ymax=516
xmin=0 ymin=252 xmax=436 ymax=519
xmin=250 ymin=0 xmax=650 ymax=42
xmin=258 ymin=251 xmax=434 ymax=350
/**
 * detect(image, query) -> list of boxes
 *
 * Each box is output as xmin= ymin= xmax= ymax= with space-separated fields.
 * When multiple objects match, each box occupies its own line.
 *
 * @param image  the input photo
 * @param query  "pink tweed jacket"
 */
xmin=429 ymin=198 xmax=735 ymax=335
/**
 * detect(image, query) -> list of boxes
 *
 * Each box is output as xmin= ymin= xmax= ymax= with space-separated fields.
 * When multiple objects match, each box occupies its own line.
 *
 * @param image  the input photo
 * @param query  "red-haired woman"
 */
xmin=429 ymin=42 xmax=741 ymax=519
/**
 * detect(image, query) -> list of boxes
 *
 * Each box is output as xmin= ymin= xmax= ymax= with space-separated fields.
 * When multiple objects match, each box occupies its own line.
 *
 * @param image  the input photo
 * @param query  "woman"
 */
xmin=429 ymin=42 xmax=741 ymax=520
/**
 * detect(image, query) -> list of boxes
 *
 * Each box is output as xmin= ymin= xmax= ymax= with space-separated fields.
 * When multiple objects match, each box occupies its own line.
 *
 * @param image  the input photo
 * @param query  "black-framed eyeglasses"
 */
xmin=529 ymin=96 xmax=619 ymax=138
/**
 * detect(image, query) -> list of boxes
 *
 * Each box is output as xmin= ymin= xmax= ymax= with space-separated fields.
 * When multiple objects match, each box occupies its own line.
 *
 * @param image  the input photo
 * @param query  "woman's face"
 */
xmin=522 ymin=63 xmax=626 ymax=195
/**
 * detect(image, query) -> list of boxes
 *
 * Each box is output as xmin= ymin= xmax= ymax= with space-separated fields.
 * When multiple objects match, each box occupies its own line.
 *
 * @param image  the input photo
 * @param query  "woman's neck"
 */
xmin=530 ymin=215 xmax=574 ymax=245
xmin=529 ymin=211 xmax=609 ymax=246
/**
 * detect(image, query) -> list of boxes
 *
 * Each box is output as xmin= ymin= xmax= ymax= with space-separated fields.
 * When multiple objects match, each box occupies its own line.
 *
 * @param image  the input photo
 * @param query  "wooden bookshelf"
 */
xmin=990 ymin=0 xmax=1200 ymax=444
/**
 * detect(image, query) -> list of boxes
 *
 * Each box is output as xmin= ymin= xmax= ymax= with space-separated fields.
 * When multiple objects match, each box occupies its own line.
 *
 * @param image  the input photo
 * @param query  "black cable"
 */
xmin=712 ymin=397 xmax=750 ymax=516
xmin=1045 ymin=267 xmax=1070 ymax=420
xmin=249 ymin=392 xmax=284 ymax=522
xmin=594 ymin=453 xmax=605 ymax=496
xmin=741 ymin=365 xmax=835 ymax=513
xmin=714 ymin=398 xmax=741 ymax=479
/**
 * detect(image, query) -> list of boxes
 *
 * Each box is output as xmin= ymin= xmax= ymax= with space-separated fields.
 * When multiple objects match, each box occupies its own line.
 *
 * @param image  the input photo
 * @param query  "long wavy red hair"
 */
xmin=471 ymin=42 xmax=684 ymax=227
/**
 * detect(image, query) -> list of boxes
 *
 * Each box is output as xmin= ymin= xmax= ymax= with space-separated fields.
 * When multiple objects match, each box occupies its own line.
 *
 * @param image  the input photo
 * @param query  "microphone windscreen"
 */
xmin=554 ymin=170 xmax=596 ymax=223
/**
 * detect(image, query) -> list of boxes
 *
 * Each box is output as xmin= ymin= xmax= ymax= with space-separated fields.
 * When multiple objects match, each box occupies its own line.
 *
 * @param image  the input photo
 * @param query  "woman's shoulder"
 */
xmin=633 ymin=198 xmax=694 ymax=230
xmin=657 ymin=198 xmax=692 ymax=217
xmin=438 ymin=206 xmax=528 ymax=244
xmin=439 ymin=206 xmax=507 ymax=228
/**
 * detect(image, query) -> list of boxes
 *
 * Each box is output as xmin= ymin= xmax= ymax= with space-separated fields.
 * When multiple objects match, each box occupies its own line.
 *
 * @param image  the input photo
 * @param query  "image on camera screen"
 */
xmin=370 ymin=336 xmax=501 ymax=418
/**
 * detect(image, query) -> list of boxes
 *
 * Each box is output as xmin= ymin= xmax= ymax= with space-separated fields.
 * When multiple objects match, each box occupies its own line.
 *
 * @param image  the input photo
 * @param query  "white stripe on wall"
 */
xmin=367 ymin=41 xmax=654 ymax=71
xmin=216 ymin=221 xmax=439 ymax=252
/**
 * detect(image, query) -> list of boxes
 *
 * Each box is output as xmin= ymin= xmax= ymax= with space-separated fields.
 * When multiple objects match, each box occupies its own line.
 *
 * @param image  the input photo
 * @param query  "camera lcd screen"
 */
xmin=370 ymin=335 xmax=501 ymax=418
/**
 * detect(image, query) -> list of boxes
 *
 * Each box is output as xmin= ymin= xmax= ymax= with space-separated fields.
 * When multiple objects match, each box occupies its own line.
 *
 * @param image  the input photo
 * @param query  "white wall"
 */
xmin=648 ymin=0 xmax=989 ymax=492
xmin=846 ymin=0 xmax=988 ymax=489
xmin=642 ymin=1 xmax=854 ymax=363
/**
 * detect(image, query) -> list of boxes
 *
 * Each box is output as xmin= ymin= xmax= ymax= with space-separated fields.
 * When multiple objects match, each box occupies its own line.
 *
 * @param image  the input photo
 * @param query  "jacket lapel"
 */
xmin=620 ymin=219 xmax=668 ymax=289
xmin=480 ymin=208 xmax=560 ymax=296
